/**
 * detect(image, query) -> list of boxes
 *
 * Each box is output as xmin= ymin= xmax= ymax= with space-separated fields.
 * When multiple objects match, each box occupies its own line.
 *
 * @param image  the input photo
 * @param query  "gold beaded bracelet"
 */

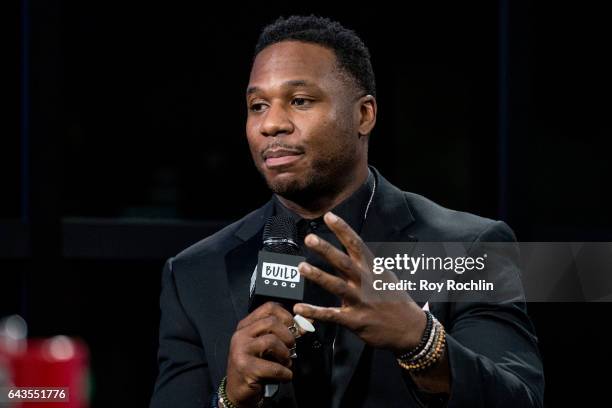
xmin=397 ymin=319 xmax=447 ymax=373
xmin=404 ymin=326 xmax=446 ymax=372
xmin=398 ymin=318 xmax=441 ymax=369
xmin=402 ymin=327 xmax=446 ymax=371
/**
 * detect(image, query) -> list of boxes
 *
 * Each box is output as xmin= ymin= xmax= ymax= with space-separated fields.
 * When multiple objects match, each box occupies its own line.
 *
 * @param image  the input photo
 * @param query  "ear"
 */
xmin=357 ymin=95 xmax=377 ymax=138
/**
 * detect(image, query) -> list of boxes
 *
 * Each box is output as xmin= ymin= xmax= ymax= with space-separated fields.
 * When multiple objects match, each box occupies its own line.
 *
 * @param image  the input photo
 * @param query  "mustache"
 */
xmin=261 ymin=142 xmax=305 ymax=159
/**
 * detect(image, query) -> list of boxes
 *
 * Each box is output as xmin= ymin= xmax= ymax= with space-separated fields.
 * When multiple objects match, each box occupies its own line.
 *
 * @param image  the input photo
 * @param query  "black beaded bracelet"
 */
xmin=398 ymin=310 xmax=434 ymax=361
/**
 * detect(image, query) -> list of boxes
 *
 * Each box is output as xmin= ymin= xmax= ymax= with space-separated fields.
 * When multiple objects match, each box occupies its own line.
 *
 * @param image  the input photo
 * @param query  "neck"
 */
xmin=275 ymin=165 xmax=369 ymax=220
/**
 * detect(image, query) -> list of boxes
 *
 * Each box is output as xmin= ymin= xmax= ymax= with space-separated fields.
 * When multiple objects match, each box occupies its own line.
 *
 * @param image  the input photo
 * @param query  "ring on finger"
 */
xmin=288 ymin=323 xmax=301 ymax=339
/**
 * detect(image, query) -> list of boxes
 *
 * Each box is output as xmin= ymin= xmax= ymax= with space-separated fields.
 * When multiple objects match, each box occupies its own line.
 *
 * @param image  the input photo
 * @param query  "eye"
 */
xmin=249 ymin=102 xmax=268 ymax=113
xmin=291 ymin=97 xmax=313 ymax=107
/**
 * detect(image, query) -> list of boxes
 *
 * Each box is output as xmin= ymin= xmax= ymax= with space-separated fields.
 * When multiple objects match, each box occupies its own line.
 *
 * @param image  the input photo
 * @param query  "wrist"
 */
xmin=393 ymin=309 xmax=429 ymax=356
xmin=397 ymin=312 xmax=447 ymax=374
xmin=218 ymin=377 xmax=264 ymax=408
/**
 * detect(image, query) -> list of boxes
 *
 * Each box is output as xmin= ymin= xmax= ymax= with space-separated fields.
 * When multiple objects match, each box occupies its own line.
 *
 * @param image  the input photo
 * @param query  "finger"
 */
xmin=246 ymin=315 xmax=296 ymax=348
xmin=247 ymin=333 xmax=292 ymax=367
xmin=237 ymin=301 xmax=294 ymax=330
xmin=298 ymin=262 xmax=360 ymax=304
xmin=304 ymin=234 xmax=361 ymax=283
xmin=246 ymin=355 xmax=293 ymax=383
xmin=323 ymin=212 xmax=369 ymax=259
xmin=292 ymin=303 xmax=350 ymax=327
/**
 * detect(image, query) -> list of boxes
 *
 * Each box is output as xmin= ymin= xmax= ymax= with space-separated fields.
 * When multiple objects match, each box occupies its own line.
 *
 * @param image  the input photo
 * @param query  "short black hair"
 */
xmin=254 ymin=15 xmax=376 ymax=97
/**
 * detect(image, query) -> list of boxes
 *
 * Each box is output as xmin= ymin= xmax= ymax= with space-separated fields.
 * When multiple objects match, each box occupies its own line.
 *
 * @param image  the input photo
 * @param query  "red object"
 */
xmin=2 ymin=337 xmax=89 ymax=408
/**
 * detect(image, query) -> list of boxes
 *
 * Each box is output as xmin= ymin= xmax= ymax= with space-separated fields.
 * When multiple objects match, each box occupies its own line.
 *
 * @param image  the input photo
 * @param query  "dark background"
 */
xmin=1 ymin=0 xmax=610 ymax=406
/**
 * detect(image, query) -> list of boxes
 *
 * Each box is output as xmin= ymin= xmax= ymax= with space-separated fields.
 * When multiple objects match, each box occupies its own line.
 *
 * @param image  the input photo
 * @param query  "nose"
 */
xmin=260 ymin=103 xmax=294 ymax=137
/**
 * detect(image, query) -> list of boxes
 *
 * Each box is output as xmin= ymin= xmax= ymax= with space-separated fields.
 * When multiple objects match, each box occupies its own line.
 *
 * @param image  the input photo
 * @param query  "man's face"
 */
xmin=246 ymin=41 xmax=364 ymax=202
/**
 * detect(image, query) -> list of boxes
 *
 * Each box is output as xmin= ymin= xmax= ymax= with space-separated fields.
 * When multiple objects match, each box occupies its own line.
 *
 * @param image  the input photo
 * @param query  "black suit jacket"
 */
xmin=150 ymin=168 xmax=544 ymax=408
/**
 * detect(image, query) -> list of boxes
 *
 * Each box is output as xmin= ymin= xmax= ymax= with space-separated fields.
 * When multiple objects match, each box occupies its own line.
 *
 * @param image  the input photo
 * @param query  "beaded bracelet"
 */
xmin=398 ymin=322 xmax=447 ymax=372
xmin=410 ymin=319 xmax=440 ymax=362
xmin=217 ymin=377 xmax=237 ymax=408
xmin=410 ymin=323 xmax=445 ymax=368
xmin=404 ymin=329 xmax=446 ymax=372
xmin=397 ymin=310 xmax=434 ymax=361
xmin=401 ymin=316 xmax=438 ymax=368
xmin=217 ymin=376 xmax=264 ymax=408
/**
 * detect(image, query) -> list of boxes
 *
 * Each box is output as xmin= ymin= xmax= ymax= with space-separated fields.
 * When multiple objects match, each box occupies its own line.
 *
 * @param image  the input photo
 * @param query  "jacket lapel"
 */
xmin=210 ymin=202 xmax=273 ymax=383
xmin=228 ymin=201 xmax=274 ymax=321
xmin=331 ymin=168 xmax=417 ymax=408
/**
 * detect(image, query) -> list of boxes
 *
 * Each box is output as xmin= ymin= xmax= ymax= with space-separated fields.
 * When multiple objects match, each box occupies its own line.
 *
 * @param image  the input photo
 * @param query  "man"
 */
xmin=151 ymin=16 xmax=544 ymax=408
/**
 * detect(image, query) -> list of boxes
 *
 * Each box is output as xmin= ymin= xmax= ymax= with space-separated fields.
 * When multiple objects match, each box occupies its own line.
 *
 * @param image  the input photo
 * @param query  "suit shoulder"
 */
xmin=404 ymin=191 xmax=515 ymax=242
xmin=172 ymin=207 xmax=261 ymax=262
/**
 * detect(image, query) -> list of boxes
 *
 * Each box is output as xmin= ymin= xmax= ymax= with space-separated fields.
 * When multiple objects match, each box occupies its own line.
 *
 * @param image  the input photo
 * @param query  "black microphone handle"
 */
xmin=257 ymin=215 xmax=301 ymax=399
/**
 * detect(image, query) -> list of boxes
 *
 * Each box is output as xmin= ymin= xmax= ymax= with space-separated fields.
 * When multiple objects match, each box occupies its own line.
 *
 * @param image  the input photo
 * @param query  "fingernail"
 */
xmin=326 ymin=212 xmax=338 ymax=223
xmin=298 ymin=262 xmax=310 ymax=273
xmin=306 ymin=234 xmax=319 ymax=246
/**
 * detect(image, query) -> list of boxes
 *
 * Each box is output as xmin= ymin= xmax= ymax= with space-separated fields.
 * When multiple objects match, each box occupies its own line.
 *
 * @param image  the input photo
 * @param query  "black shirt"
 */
xmin=272 ymin=170 xmax=375 ymax=407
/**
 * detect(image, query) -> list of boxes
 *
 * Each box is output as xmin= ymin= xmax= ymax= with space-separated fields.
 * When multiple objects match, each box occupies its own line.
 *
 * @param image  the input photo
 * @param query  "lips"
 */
xmin=263 ymin=149 xmax=304 ymax=168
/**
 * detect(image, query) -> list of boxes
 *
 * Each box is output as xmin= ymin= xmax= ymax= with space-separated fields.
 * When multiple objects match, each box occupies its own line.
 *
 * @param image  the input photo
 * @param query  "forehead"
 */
xmin=248 ymin=41 xmax=341 ymax=90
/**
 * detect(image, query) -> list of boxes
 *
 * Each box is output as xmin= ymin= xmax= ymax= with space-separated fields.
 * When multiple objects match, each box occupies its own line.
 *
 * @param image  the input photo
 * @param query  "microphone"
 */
xmin=249 ymin=215 xmax=306 ymax=312
xmin=263 ymin=215 xmax=300 ymax=255
xmin=249 ymin=215 xmax=307 ymax=398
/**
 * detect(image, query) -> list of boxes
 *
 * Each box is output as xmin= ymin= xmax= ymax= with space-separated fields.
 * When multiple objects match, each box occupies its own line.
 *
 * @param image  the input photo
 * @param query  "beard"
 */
xmin=259 ymin=142 xmax=358 ymax=206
